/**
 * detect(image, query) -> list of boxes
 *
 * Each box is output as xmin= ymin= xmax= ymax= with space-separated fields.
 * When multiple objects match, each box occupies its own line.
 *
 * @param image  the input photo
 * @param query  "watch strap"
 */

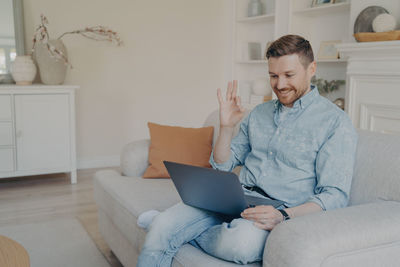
xmin=278 ymin=209 xmax=290 ymax=221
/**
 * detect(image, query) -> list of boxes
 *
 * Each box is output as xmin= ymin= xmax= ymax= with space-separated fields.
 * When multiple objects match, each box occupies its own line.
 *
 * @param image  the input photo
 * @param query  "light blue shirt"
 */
xmin=210 ymin=85 xmax=358 ymax=210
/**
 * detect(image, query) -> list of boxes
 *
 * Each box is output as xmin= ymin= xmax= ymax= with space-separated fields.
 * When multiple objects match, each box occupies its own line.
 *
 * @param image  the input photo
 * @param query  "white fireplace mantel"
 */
xmin=336 ymin=41 xmax=400 ymax=135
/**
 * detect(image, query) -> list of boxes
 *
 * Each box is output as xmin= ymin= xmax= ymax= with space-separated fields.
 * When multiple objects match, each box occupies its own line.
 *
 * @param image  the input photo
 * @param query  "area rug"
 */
xmin=77 ymin=212 xmax=123 ymax=266
xmin=0 ymin=218 xmax=110 ymax=267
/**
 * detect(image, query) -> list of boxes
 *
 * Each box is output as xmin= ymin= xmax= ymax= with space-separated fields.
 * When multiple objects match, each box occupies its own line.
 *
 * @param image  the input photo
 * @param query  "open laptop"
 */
xmin=163 ymin=161 xmax=284 ymax=217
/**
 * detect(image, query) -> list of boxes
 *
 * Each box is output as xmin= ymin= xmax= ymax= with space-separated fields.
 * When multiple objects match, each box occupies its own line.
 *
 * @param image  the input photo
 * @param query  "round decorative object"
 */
xmin=252 ymin=77 xmax=271 ymax=96
xmin=248 ymin=0 xmax=263 ymax=17
xmin=372 ymin=13 xmax=397 ymax=32
xmin=10 ymin=55 xmax=37 ymax=85
xmin=354 ymin=6 xmax=389 ymax=33
xmin=0 ymin=235 xmax=30 ymax=267
xmin=333 ymin=98 xmax=345 ymax=110
xmin=34 ymin=39 xmax=68 ymax=85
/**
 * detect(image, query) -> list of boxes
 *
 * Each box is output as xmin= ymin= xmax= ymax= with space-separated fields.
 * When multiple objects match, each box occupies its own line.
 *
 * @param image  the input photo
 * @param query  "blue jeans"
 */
xmin=137 ymin=202 xmax=276 ymax=267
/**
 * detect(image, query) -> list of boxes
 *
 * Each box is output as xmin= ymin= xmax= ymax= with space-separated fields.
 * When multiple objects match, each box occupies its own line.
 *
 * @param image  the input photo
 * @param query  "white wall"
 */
xmin=22 ymin=0 xmax=232 ymax=168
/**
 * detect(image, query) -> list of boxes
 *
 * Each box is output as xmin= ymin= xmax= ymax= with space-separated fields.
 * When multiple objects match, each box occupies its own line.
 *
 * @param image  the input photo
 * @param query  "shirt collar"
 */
xmin=274 ymin=84 xmax=319 ymax=111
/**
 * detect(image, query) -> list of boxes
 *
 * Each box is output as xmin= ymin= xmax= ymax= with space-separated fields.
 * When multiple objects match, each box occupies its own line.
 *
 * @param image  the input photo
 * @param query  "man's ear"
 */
xmin=308 ymin=61 xmax=316 ymax=77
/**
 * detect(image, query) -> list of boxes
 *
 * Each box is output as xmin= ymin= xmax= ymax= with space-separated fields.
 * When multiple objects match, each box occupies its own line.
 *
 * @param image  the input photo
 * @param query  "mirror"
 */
xmin=0 ymin=0 xmax=25 ymax=84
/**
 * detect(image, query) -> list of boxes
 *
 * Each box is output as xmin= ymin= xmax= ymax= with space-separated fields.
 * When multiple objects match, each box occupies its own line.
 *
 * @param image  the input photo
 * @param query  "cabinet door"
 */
xmin=0 ymin=148 xmax=14 ymax=172
xmin=0 ymin=95 xmax=12 ymax=120
xmin=15 ymin=94 xmax=71 ymax=171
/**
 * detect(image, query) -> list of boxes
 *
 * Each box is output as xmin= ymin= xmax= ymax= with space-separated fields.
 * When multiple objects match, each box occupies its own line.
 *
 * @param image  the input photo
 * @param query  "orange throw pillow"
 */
xmin=143 ymin=122 xmax=214 ymax=178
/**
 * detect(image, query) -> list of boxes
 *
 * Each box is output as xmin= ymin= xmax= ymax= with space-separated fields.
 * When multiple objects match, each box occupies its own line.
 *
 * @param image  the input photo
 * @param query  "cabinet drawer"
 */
xmin=0 ymin=122 xmax=13 ymax=145
xmin=0 ymin=148 xmax=14 ymax=172
xmin=0 ymin=95 xmax=12 ymax=120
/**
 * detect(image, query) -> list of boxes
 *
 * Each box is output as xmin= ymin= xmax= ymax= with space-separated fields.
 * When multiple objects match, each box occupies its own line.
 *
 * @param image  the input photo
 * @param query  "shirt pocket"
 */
xmin=276 ymin=133 xmax=317 ymax=170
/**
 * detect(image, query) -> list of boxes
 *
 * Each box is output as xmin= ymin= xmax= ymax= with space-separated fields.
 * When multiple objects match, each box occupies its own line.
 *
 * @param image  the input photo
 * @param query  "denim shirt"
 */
xmin=209 ymin=85 xmax=358 ymax=210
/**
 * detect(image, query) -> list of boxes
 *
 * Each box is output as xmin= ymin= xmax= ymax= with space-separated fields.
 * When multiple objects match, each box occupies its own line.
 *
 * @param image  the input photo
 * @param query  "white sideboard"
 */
xmin=337 ymin=41 xmax=400 ymax=135
xmin=0 ymin=84 xmax=78 ymax=183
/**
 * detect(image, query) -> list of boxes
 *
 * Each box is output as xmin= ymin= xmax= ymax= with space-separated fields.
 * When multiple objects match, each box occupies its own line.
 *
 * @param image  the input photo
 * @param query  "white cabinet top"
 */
xmin=0 ymin=84 xmax=79 ymax=93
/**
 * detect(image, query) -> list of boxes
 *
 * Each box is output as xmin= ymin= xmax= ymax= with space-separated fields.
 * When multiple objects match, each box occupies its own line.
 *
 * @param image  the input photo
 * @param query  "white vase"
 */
xmin=10 ymin=55 xmax=37 ymax=85
xmin=248 ymin=0 xmax=263 ymax=17
xmin=34 ymin=39 xmax=68 ymax=85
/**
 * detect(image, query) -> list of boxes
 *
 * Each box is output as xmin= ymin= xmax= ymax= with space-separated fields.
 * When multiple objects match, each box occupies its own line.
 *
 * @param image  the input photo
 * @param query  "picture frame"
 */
xmin=317 ymin=40 xmax=341 ymax=60
xmin=311 ymin=0 xmax=335 ymax=7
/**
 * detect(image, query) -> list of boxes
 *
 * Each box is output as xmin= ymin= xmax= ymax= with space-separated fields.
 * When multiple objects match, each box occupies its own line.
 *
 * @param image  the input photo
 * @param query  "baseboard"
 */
xmin=77 ymin=155 xmax=120 ymax=170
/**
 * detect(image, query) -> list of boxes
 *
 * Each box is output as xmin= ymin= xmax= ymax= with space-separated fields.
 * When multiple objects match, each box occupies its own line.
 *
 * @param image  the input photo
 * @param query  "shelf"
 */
xmin=293 ymin=2 xmax=350 ymax=16
xmin=316 ymin=58 xmax=347 ymax=63
xmin=236 ymin=14 xmax=275 ymax=23
xmin=236 ymin=60 xmax=267 ymax=64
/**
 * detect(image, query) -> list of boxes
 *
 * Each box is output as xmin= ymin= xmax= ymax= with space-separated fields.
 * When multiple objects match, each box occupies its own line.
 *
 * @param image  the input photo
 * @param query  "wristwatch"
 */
xmin=278 ymin=209 xmax=290 ymax=221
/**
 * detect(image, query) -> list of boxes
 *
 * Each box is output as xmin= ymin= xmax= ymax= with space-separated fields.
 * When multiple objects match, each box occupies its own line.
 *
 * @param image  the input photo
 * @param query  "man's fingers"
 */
xmin=217 ymin=88 xmax=223 ymax=105
xmin=235 ymin=96 xmax=244 ymax=112
xmin=232 ymin=86 xmax=237 ymax=100
xmin=254 ymin=222 xmax=266 ymax=230
xmin=254 ymin=222 xmax=271 ymax=231
xmin=226 ymin=81 xmax=232 ymax=101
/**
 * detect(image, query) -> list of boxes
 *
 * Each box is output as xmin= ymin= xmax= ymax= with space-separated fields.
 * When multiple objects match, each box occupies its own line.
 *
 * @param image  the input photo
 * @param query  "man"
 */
xmin=137 ymin=34 xmax=358 ymax=267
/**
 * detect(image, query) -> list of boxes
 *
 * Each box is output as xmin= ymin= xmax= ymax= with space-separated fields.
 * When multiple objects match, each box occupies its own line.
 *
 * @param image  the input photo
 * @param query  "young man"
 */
xmin=137 ymin=35 xmax=358 ymax=266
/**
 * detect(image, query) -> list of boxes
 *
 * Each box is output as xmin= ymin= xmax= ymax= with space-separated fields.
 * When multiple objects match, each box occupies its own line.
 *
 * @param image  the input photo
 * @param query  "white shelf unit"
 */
xmin=232 ymin=0 xmax=278 ymax=105
xmin=236 ymin=14 xmax=275 ymax=23
xmin=290 ymin=0 xmax=350 ymax=85
xmin=293 ymin=2 xmax=351 ymax=16
xmin=231 ymin=0 xmax=351 ymax=105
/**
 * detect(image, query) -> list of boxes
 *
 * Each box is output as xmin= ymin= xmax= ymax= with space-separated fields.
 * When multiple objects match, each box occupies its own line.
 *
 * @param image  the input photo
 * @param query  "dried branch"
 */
xmin=57 ymin=26 xmax=123 ymax=46
xmin=32 ymin=14 xmax=123 ymax=67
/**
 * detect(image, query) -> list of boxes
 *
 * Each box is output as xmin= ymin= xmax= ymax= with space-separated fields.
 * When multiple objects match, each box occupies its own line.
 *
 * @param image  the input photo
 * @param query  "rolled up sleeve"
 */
xmin=209 ymin=114 xmax=251 ymax=172
xmin=307 ymin=114 xmax=358 ymax=211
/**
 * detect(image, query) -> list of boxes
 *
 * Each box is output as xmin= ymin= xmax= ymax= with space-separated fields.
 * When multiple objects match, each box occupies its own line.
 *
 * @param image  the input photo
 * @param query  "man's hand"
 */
xmin=241 ymin=205 xmax=283 ymax=231
xmin=218 ymin=80 xmax=245 ymax=129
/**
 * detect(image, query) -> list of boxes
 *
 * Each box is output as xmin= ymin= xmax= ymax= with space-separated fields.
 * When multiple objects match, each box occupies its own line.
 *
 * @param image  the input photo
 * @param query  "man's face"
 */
xmin=268 ymin=54 xmax=316 ymax=107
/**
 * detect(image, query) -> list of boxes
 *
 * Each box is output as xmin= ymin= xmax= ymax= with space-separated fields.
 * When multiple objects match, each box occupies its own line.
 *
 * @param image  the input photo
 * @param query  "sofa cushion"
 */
xmin=349 ymin=130 xmax=400 ymax=206
xmin=95 ymin=170 xmax=180 ymax=216
xmin=94 ymin=170 xmax=181 ymax=254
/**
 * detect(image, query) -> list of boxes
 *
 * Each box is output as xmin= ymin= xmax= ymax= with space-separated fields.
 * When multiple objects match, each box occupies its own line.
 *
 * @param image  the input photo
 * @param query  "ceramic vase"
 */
xmin=34 ymin=39 xmax=68 ymax=85
xmin=248 ymin=0 xmax=263 ymax=17
xmin=10 ymin=55 xmax=37 ymax=85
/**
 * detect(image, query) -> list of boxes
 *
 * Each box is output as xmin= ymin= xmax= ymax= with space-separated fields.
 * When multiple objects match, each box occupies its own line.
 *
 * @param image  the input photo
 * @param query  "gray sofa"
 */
xmin=94 ymin=110 xmax=400 ymax=267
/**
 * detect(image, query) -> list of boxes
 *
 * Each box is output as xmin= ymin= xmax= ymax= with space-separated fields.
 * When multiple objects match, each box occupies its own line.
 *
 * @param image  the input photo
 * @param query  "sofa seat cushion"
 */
xmin=94 ymin=170 xmax=181 ymax=253
xmin=95 ymin=169 xmax=180 ymax=216
xmin=94 ymin=169 xmax=262 ymax=267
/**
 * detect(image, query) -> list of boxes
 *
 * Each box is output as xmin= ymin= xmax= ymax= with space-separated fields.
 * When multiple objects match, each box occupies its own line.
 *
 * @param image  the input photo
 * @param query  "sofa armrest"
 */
xmin=263 ymin=201 xmax=400 ymax=267
xmin=121 ymin=139 xmax=150 ymax=177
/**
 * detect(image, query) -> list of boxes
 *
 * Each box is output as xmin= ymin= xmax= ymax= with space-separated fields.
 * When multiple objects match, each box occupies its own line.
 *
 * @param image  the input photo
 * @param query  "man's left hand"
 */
xmin=241 ymin=205 xmax=283 ymax=230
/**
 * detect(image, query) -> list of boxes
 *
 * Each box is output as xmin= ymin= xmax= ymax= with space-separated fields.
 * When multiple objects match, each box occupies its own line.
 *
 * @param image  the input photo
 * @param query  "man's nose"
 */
xmin=276 ymin=77 xmax=287 ymax=90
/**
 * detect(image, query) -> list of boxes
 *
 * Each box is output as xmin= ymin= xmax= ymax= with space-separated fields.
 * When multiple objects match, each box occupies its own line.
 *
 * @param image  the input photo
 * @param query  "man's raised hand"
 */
xmin=217 ymin=80 xmax=245 ymax=128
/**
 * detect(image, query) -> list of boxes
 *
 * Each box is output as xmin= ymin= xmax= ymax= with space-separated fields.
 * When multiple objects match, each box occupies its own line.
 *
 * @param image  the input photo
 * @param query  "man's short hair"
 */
xmin=266 ymin=35 xmax=314 ymax=69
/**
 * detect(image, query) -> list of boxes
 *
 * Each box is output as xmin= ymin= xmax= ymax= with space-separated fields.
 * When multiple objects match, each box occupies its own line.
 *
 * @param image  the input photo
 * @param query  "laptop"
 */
xmin=163 ymin=161 xmax=285 ymax=217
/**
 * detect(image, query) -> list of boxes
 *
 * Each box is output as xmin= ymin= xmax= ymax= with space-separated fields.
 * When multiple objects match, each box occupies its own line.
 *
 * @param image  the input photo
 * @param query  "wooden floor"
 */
xmin=0 ymin=167 xmax=122 ymax=266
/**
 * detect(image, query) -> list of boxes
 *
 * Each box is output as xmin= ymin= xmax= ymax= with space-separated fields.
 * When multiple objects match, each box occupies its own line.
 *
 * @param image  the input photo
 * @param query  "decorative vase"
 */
xmin=10 ymin=55 xmax=37 ymax=85
xmin=34 ymin=39 xmax=68 ymax=85
xmin=248 ymin=0 xmax=263 ymax=17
